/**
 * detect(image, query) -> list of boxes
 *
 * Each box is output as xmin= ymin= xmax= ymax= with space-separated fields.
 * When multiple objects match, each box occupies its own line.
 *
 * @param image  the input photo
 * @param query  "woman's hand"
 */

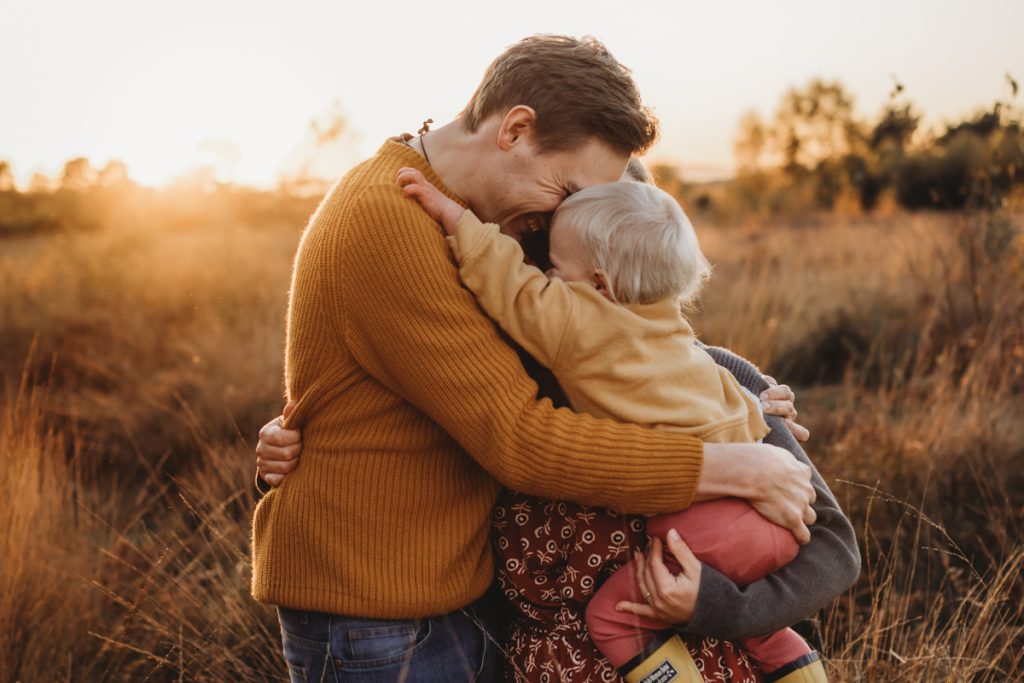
xmin=256 ymin=401 xmax=303 ymax=487
xmin=759 ymin=375 xmax=810 ymax=442
xmin=615 ymin=530 xmax=702 ymax=624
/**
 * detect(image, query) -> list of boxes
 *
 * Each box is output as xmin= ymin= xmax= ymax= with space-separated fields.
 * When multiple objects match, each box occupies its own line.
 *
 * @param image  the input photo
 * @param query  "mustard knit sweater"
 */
xmin=250 ymin=138 xmax=707 ymax=619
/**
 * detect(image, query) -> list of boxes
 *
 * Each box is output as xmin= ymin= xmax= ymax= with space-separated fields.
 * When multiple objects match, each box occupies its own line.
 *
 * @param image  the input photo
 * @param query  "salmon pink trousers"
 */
xmin=585 ymin=497 xmax=811 ymax=674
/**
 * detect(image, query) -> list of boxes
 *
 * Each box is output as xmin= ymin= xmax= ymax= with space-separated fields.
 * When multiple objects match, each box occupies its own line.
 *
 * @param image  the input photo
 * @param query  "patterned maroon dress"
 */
xmin=493 ymin=489 xmax=764 ymax=683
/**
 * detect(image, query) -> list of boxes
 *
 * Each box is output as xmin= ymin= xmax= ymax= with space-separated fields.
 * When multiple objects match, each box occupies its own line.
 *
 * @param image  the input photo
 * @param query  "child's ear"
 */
xmin=591 ymin=270 xmax=616 ymax=302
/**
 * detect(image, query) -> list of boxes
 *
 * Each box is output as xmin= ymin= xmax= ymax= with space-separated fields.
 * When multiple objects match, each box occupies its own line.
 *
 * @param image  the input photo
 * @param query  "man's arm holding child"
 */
xmin=338 ymin=177 xmax=819 ymax=521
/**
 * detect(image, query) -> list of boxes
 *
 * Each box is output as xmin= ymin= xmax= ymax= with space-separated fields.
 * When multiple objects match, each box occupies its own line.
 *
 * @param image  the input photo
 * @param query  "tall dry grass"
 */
xmin=1 ymin=218 xmax=298 ymax=681
xmin=1 ymin=202 xmax=1022 ymax=681
xmin=693 ymin=211 xmax=1024 ymax=680
xmin=0 ymin=222 xmax=296 ymax=473
xmin=0 ymin=372 xmax=285 ymax=681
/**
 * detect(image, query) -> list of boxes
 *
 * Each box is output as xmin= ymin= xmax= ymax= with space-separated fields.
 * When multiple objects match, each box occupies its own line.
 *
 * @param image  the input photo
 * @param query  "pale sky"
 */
xmin=1 ymin=0 xmax=1022 ymax=186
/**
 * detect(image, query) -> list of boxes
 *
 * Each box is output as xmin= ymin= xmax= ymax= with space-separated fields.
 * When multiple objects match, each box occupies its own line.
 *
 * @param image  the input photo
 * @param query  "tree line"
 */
xmin=727 ymin=74 xmax=1023 ymax=215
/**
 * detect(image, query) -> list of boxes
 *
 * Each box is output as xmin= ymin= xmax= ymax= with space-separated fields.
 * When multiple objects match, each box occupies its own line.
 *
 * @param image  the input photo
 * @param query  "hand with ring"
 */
xmin=615 ymin=528 xmax=702 ymax=623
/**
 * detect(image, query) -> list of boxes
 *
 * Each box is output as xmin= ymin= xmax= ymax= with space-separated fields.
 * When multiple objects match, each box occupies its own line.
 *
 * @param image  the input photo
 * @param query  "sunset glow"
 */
xmin=2 ymin=0 xmax=1022 ymax=187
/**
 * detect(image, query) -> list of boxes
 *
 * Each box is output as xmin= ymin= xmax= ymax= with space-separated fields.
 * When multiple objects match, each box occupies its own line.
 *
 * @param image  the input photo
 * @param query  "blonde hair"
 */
xmin=553 ymin=181 xmax=710 ymax=306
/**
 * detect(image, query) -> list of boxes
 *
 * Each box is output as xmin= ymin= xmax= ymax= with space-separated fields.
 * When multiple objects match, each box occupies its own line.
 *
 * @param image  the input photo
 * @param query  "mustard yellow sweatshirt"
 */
xmin=448 ymin=210 xmax=770 ymax=443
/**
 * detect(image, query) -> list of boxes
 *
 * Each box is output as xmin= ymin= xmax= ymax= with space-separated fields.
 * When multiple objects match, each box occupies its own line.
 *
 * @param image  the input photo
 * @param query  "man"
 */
xmin=252 ymin=35 xmax=823 ymax=681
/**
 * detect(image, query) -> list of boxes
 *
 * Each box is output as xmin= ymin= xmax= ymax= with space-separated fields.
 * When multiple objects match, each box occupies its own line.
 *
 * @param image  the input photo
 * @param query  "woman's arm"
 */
xmin=620 ymin=345 xmax=861 ymax=640
xmin=687 ymin=409 xmax=860 ymax=638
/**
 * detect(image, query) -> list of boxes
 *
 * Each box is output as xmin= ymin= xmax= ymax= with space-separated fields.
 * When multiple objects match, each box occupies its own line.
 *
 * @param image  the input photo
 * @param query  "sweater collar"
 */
xmin=624 ymin=296 xmax=694 ymax=332
xmin=384 ymin=136 xmax=468 ymax=210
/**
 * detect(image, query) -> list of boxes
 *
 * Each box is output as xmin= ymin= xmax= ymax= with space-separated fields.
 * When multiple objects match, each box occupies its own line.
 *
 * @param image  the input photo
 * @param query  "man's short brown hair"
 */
xmin=461 ymin=35 xmax=659 ymax=156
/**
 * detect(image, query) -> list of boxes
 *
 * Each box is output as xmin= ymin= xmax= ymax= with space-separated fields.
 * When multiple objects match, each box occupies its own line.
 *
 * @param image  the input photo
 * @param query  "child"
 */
xmin=396 ymin=165 xmax=827 ymax=683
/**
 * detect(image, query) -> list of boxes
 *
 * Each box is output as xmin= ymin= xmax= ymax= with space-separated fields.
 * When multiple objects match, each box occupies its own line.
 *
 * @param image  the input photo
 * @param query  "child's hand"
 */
xmin=396 ymin=167 xmax=465 ymax=236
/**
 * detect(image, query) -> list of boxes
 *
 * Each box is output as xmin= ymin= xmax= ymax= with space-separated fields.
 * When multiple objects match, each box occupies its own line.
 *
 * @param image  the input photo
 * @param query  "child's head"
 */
xmin=547 ymin=179 xmax=710 ymax=306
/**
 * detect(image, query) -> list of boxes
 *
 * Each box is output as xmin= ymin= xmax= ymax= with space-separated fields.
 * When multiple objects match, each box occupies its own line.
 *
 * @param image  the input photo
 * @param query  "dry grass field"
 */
xmin=1 ymin=197 xmax=1022 ymax=681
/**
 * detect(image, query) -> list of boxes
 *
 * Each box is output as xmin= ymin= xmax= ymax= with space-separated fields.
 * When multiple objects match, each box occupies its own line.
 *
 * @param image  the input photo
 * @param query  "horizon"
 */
xmin=2 ymin=0 xmax=1022 ymax=188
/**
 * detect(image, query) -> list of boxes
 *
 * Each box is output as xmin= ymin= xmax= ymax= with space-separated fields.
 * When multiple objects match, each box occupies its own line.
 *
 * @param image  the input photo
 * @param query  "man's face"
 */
xmin=474 ymin=135 xmax=628 ymax=244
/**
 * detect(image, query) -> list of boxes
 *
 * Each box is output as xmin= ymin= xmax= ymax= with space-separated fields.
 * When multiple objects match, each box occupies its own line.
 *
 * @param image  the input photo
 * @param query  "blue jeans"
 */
xmin=277 ymin=599 xmax=500 ymax=682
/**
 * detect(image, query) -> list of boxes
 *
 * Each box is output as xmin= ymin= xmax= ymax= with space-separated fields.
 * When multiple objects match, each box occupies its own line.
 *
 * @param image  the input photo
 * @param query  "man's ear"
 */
xmin=496 ymin=105 xmax=537 ymax=151
xmin=592 ymin=270 xmax=617 ymax=302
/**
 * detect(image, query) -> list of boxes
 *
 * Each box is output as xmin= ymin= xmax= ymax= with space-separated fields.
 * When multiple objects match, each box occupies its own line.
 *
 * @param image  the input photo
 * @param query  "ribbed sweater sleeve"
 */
xmin=682 ymin=343 xmax=862 ymax=640
xmin=336 ymin=185 xmax=704 ymax=515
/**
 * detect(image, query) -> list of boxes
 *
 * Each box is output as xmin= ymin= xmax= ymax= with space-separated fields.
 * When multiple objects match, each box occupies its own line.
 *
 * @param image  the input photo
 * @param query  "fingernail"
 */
xmin=668 ymin=529 xmax=680 ymax=541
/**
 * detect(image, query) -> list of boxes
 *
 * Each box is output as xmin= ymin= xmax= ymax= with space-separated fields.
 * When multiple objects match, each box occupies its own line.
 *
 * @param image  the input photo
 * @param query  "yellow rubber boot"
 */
xmin=766 ymin=653 xmax=829 ymax=682
xmin=621 ymin=633 xmax=703 ymax=683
